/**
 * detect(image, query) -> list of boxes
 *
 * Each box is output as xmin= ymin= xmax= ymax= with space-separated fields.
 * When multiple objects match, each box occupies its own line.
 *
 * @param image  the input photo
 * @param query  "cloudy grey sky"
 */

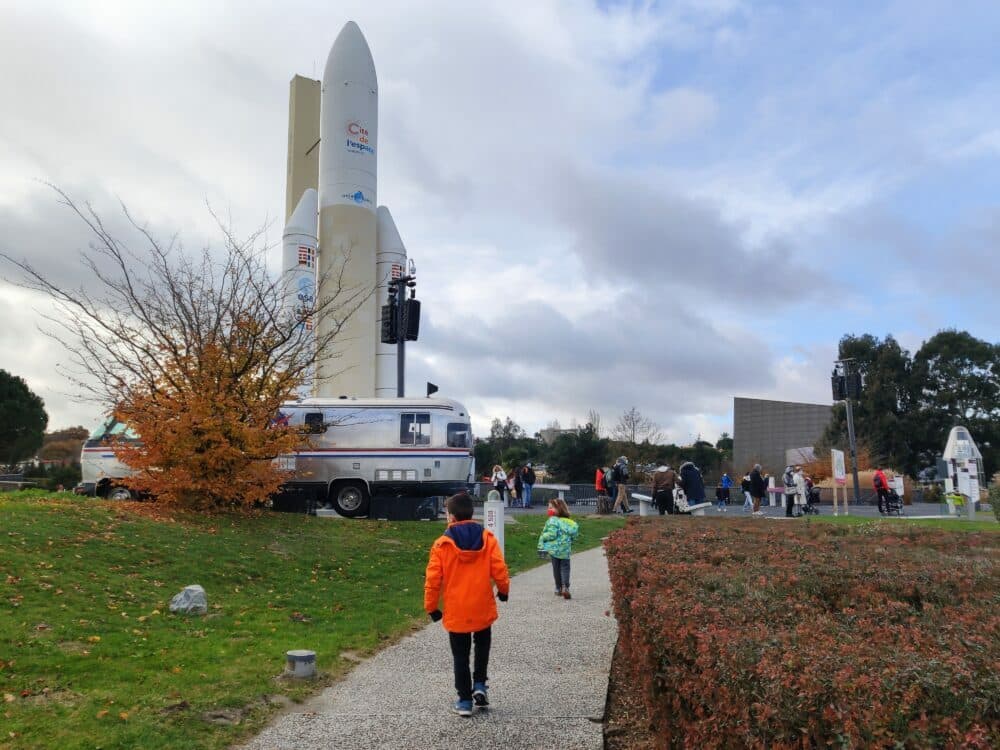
xmin=2 ymin=0 xmax=999 ymax=441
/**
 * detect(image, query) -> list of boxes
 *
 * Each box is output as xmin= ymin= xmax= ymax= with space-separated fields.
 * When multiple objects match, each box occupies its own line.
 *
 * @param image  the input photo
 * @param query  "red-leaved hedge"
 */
xmin=605 ymin=520 xmax=999 ymax=749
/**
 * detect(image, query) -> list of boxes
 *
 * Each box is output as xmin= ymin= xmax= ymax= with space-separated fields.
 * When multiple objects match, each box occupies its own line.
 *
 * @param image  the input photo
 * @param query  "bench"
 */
xmin=633 ymin=492 xmax=712 ymax=516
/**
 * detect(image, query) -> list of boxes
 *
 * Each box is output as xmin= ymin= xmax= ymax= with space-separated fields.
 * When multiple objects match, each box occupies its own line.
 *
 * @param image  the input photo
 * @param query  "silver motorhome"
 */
xmin=78 ymin=397 xmax=474 ymax=517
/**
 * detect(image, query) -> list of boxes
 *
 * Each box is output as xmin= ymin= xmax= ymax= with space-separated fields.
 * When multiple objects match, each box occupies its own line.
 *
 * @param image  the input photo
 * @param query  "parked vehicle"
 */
xmin=77 ymin=397 xmax=475 ymax=517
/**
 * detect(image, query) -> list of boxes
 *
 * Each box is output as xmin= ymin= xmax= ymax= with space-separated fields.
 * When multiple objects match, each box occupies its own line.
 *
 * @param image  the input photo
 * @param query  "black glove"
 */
xmin=429 ymin=609 xmax=443 ymax=622
xmin=497 ymin=592 xmax=508 ymax=602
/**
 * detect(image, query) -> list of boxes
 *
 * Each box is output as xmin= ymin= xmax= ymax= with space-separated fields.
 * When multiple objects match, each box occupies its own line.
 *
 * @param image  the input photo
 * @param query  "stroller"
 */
xmin=801 ymin=485 xmax=821 ymax=515
xmin=883 ymin=488 xmax=904 ymax=516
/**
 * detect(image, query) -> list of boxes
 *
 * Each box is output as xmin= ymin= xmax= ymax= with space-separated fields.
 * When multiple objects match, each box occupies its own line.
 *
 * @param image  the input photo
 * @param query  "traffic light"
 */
xmin=845 ymin=372 xmax=863 ymax=399
xmin=402 ymin=298 xmax=420 ymax=341
xmin=380 ymin=303 xmax=397 ymax=344
xmin=831 ymin=374 xmax=846 ymax=401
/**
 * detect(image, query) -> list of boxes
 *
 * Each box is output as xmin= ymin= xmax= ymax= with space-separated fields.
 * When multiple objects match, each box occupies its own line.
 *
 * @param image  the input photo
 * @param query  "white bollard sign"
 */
xmin=484 ymin=489 xmax=505 ymax=558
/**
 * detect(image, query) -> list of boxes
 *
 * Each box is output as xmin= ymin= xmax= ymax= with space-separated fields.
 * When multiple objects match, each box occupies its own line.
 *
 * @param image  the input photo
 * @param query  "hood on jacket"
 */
xmin=444 ymin=521 xmax=485 ymax=552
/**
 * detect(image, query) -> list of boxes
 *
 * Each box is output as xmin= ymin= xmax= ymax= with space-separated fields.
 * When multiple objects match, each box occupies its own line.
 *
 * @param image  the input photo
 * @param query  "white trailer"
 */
xmin=77 ymin=397 xmax=475 ymax=517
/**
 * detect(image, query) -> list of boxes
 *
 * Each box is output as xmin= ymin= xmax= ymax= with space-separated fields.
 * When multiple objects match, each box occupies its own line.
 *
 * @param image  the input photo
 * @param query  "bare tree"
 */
xmin=611 ymin=407 xmax=662 ymax=446
xmin=586 ymin=408 xmax=602 ymax=436
xmin=2 ymin=187 xmax=371 ymax=408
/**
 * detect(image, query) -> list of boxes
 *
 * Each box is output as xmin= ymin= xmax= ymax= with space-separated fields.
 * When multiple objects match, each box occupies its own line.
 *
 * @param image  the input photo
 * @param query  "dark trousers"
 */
xmin=551 ymin=556 xmax=571 ymax=591
xmin=654 ymin=489 xmax=674 ymax=515
xmin=877 ymin=488 xmax=890 ymax=513
xmin=785 ymin=493 xmax=797 ymax=516
xmin=448 ymin=627 xmax=492 ymax=701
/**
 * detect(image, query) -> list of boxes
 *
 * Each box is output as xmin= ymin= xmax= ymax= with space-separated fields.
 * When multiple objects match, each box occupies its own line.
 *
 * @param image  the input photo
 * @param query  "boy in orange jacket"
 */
xmin=424 ymin=491 xmax=510 ymax=717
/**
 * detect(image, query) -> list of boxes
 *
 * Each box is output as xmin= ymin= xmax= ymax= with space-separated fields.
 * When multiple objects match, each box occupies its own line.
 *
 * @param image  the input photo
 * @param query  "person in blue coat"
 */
xmin=678 ymin=462 xmax=705 ymax=505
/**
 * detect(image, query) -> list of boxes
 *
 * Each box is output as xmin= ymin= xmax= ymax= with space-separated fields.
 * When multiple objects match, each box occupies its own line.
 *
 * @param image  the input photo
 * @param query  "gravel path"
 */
xmin=243 ymin=544 xmax=616 ymax=750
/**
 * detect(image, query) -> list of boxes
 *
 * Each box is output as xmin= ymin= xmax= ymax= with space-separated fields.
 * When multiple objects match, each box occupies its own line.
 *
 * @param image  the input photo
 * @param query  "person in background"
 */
xmin=595 ymin=466 xmax=610 ymax=514
xmin=651 ymin=465 xmax=677 ymax=515
xmin=749 ymin=464 xmax=766 ymax=516
xmin=783 ymin=465 xmax=797 ymax=518
xmin=717 ymin=472 xmax=733 ymax=512
xmin=741 ymin=473 xmax=753 ymax=513
xmin=873 ymin=465 xmax=891 ymax=515
xmin=512 ymin=467 xmax=524 ymax=509
xmin=611 ymin=457 xmax=632 ymax=514
xmin=537 ymin=497 xmax=580 ymax=599
xmin=490 ymin=465 xmax=507 ymax=506
xmin=678 ymin=461 xmax=705 ymax=507
xmin=424 ymin=492 xmax=510 ymax=717
xmin=793 ymin=465 xmax=807 ymax=515
xmin=521 ymin=463 xmax=536 ymax=509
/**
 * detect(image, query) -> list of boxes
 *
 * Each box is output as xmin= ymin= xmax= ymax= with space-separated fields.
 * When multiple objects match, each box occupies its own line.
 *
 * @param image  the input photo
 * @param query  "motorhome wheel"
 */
xmin=332 ymin=481 xmax=369 ymax=518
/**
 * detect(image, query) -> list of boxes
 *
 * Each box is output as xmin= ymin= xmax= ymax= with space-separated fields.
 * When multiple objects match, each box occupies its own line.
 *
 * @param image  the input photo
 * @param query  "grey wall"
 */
xmin=733 ymin=397 xmax=832 ymax=475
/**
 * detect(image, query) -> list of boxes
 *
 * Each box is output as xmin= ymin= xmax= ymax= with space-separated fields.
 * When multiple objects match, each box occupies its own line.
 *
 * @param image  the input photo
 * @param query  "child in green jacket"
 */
xmin=538 ymin=497 xmax=580 ymax=599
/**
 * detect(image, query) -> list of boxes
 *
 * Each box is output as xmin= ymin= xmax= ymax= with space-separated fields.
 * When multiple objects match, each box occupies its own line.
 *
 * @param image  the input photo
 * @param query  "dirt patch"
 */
xmin=604 ymin=638 xmax=655 ymax=750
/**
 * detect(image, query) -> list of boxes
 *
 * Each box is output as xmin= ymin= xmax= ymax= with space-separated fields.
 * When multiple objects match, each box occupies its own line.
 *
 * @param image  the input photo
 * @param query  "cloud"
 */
xmin=2 ymin=0 xmax=999 ymax=440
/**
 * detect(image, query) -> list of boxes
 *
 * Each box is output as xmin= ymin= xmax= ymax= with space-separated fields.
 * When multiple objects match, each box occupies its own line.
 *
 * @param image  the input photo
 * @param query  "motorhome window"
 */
xmin=447 ymin=423 xmax=470 ymax=448
xmin=304 ymin=412 xmax=326 ymax=434
xmin=86 ymin=419 xmax=139 ymax=445
xmin=400 ymin=413 xmax=431 ymax=445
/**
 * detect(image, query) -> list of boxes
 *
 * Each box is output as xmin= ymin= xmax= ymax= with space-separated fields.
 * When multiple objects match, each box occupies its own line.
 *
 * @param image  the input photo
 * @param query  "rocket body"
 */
xmin=375 ymin=205 xmax=407 ymax=397
xmin=316 ymin=21 xmax=378 ymax=398
xmin=281 ymin=188 xmax=319 ymax=400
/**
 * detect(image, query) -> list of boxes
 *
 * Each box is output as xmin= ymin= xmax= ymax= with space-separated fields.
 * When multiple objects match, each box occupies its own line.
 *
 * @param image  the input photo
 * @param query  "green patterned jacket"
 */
xmin=537 ymin=516 xmax=579 ymax=560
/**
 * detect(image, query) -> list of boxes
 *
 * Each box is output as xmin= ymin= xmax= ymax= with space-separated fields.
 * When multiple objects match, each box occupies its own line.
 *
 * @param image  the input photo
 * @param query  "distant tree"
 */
xmin=546 ymin=424 xmax=607 ymax=483
xmin=586 ymin=409 xmax=602 ymax=437
xmin=910 ymin=330 xmax=1000 ymax=475
xmin=0 ymin=370 xmax=48 ymax=470
xmin=488 ymin=417 xmax=525 ymax=457
xmin=715 ymin=432 xmax=734 ymax=455
xmin=611 ymin=407 xmax=662 ymax=446
xmin=2 ymin=189 xmax=367 ymax=510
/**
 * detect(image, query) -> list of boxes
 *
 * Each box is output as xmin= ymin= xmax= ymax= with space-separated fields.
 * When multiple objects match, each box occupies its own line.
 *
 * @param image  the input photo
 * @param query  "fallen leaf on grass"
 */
xmin=96 ymin=710 xmax=108 ymax=718
xmin=3 ymin=694 xmax=15 ymax=703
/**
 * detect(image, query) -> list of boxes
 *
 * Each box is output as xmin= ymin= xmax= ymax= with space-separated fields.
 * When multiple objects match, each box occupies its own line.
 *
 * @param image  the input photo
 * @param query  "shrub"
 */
xmin=989 ymin=483 xmax=1000 ymax=523
xmin=605 ymin=521 xmax=999 ymax=748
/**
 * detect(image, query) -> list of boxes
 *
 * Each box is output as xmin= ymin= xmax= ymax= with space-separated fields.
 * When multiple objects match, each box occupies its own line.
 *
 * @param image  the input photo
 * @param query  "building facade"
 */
xmin=733 ymin=397 xmax=832 ymax=475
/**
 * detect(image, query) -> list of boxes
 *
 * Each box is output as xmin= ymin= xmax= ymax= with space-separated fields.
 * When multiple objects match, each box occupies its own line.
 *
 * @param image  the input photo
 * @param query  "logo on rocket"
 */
xmin=342 ymin=190 xmax=372 ymax=205
xmin=345 ymin=121 xmax=375 ymax=156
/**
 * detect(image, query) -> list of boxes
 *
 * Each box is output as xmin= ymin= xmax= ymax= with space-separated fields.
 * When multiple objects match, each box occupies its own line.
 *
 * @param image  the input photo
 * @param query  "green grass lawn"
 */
xmin=0 ymin=493 xmax=624 ymax=750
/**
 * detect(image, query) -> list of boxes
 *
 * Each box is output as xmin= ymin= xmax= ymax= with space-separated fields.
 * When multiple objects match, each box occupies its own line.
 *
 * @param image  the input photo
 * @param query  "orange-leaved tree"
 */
xmin=113 ymin=338 xmax=301 ymax=510
xmin=3 ymin=188 xmax=372 ymax=511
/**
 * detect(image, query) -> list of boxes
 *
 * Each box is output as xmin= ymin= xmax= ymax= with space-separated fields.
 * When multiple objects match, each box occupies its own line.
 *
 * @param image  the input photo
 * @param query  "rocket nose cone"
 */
xmin=284 ymin=188 xmax=318 ymax=237
xmin=324 ymin=20 xmax=377 ymax=90
xmin=376 ymin=206 xmax=404 ymax=250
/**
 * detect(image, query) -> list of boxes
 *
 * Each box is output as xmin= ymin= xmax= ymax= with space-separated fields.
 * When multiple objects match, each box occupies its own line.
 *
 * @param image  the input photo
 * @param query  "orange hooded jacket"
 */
xmin=424 ymin=520 xmax=510 ymax=634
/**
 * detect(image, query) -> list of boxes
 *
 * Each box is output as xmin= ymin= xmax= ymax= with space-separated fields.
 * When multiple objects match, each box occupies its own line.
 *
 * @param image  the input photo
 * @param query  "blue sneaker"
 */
xmin=452 ymin=699 xmax=473 ymax=717
xmin=472 ymin=682 xmax=489 ymax=708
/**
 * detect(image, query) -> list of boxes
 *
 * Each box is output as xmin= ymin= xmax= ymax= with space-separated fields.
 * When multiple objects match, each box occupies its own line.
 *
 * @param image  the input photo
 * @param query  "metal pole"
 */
xmin=396 ymin=279 xmax=405 ymax=398
xmin=845 ymin=397 xmax=861 ymax=505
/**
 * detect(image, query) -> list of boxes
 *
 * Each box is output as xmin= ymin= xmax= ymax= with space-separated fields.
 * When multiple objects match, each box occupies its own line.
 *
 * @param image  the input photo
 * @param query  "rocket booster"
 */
xmin=316 ymin=21 xmax=378 ymax=398
xmin=281 ymin=188 xmax=318 ymax=400
xmin=375 ymin=205 xmax=407 ymax=397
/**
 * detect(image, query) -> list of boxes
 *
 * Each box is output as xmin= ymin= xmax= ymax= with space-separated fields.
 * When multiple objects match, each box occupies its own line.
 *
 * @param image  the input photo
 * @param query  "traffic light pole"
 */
xmin=836 ymin=358 xmax=863 ymax=505
xmin=396 ymin=277 xmax=405 ymax=397
xmin=844 ymin=396 xmax=861 ymax=505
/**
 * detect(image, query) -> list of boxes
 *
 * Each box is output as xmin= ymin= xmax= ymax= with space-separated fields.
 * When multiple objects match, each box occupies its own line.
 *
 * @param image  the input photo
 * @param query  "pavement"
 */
xmin=242 ymin=545 xmax=617 ymax=750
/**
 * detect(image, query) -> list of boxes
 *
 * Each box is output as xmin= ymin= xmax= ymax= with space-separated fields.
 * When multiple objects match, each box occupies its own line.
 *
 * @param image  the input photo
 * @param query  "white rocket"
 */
xmin=281 ymin=188 xmax=318 ymax=400
xmin=282 ymin=20 xmax=409 ymax=399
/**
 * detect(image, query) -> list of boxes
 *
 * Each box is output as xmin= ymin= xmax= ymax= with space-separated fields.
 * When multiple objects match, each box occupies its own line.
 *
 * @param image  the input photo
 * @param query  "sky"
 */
xmin=1 ymin=0 xmax=999 ymax=442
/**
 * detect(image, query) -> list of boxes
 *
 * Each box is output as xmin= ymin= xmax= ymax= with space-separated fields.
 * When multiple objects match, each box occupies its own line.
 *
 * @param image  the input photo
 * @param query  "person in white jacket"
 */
xmin=491 ymin=465 xmax=508 ymax=506
xmin=793 ymin=466 xmax=808 ymax=516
